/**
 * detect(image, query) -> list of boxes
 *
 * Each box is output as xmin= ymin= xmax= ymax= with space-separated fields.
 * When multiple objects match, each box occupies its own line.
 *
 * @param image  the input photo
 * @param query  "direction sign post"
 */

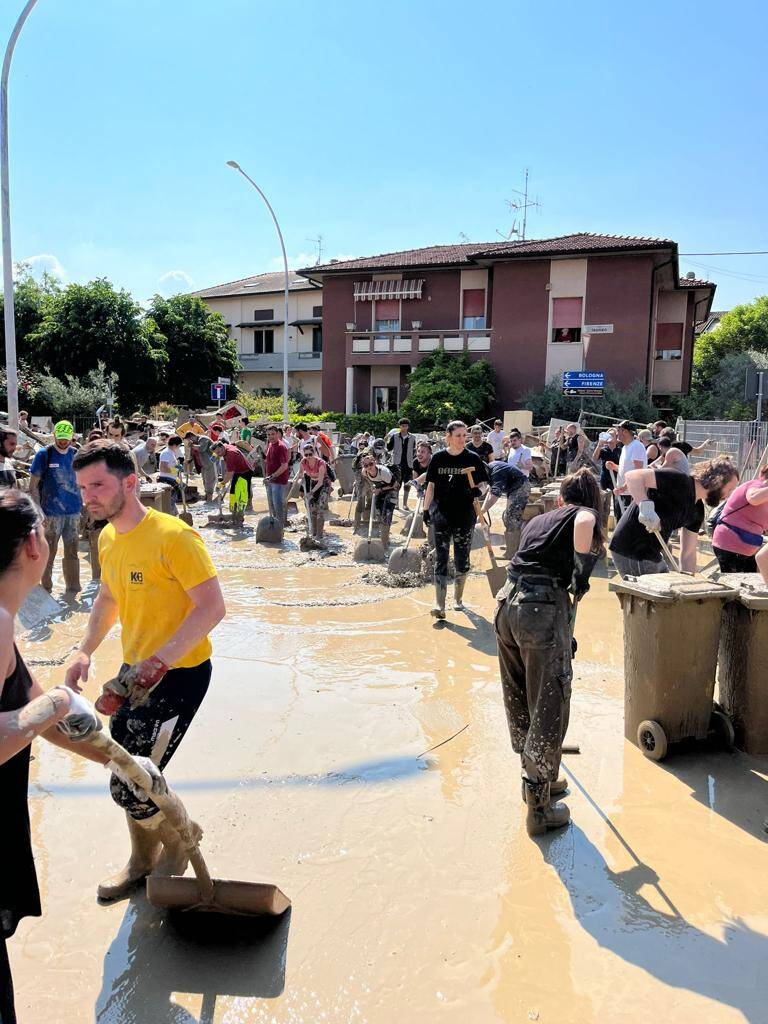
xmin=562 ymin=371 xmax=605 ymax=398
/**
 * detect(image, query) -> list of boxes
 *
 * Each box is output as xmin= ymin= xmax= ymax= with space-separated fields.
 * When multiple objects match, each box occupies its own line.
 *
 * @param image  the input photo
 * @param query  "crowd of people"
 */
xmin=2 ymin=405 xmax=768 ymax=1018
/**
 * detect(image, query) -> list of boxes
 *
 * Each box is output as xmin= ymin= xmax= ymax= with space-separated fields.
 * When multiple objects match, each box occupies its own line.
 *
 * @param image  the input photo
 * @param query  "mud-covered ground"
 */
xmin=10 ymin=486 xmax=768 ymax=1023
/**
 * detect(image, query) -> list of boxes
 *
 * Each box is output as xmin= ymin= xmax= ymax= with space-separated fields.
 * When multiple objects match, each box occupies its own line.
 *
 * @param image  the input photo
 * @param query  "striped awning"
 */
xmin=353 ymin=279 xmax=424 ymax=301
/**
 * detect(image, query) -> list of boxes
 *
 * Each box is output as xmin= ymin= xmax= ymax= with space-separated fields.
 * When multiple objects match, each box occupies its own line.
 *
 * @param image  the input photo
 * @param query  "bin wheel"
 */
xmin=637 ymin=720 xmax=668 ymax=761
xmin=709 ymin=708 xmax=735 ymax=751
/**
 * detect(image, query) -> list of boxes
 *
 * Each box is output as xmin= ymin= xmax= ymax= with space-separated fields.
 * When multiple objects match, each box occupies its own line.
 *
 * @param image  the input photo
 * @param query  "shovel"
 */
xmin=17 ymin=585 xmax=62 ymax=630
xmin=353 ymin=491 xmax=385 ymax=562
xmin=474 ymin=498 xmax=507 ymax=596
xmin=299 ymin=489 xmax=322 ymax=551
xmin=388 ymin=497 xmax=423 ymax=575
xmin=89 ymin=731 xmax=290 ymax=917
xmin=179 ymin=472 xmax=193 ymax=527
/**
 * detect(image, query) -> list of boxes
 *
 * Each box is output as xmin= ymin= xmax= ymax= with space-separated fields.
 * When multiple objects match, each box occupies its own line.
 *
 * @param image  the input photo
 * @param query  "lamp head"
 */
xmin=226 ymin=160 xmax=240 ymax=169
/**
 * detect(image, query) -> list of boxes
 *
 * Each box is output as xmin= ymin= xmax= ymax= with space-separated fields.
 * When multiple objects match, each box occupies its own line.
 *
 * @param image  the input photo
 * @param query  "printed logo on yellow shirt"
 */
xmin=128 ymin=567 xmax=144 ymax=586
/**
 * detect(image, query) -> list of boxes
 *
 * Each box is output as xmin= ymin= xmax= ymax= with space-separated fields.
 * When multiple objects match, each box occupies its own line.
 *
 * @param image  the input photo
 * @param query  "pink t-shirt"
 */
xmin=712 ymin=479 xmax=768 ymax=555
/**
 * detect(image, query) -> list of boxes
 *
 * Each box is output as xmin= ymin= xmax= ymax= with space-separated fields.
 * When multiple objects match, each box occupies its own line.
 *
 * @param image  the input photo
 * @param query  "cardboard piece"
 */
xmin=503 ymin=410 xmax=533 ymax=436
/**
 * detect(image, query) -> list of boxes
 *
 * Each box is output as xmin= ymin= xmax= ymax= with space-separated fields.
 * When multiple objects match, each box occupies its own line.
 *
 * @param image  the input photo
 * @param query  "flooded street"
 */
xmin=10 ymin=497 xmax=768 ymax=1024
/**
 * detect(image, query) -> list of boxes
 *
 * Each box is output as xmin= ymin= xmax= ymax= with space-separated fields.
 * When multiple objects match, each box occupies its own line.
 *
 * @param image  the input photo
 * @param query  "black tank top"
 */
xmin=510 ymin=505 xmax=579 ymax=586
xmin=0 ymin=646 xmax=42 ymax=938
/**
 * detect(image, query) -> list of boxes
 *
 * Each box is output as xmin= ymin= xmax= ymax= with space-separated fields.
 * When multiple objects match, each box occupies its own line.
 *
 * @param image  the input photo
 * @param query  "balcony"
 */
xmin=238 ymin=351 xmax=322 ymax=372
xmin=346 ymin=330 xmax=491 ymax=361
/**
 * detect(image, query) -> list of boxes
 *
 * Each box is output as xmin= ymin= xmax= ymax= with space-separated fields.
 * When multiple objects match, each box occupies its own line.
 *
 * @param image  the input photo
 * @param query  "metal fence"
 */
xmin=676 ymin=419 xmax=768 ymax=474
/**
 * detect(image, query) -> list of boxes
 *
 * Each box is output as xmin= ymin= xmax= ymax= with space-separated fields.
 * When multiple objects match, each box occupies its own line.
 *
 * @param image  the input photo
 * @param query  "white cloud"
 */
xmin=157 ymin=269 xmax=194 ymax=295
xmin=17 ymin=253 xmax=67 ymax=281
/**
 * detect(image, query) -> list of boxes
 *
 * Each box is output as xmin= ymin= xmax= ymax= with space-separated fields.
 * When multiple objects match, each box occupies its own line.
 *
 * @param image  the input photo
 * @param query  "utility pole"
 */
xmin=757 ymin=370 xmax=765 ymax=425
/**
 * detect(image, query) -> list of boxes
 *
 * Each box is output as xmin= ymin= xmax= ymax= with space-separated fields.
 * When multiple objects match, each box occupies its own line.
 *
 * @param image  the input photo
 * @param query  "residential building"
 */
xmin=298 ymin=234 xmax=715 ymax=414
xmin=696 ymin=308 xmax=728 ymax=335
xmin=192 ymin=271 xmax=323 ymax=406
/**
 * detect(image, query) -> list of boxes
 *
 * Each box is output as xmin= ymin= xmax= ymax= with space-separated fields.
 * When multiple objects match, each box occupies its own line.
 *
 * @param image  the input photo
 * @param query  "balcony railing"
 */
xmin=346 ymin=330 xmax=491 ymax=356
xmin=237 ymin=351 xmax=322 ymax=372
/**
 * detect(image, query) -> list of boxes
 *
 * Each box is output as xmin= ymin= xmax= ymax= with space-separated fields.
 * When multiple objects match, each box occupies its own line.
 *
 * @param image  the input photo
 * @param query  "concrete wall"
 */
xmin=544 ymin=258 xmax=588 ymax=383
xmin=238 ymin=370 xmax=322 ymax=407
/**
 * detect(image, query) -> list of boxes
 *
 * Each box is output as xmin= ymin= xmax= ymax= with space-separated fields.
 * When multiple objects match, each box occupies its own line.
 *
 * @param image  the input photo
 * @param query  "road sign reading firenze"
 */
xmin=562 ymin=371 xmax=605 ymax=397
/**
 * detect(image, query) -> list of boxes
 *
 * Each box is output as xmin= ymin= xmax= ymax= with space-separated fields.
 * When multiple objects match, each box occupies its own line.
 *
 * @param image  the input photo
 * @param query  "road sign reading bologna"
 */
xmin=562 ymin=371 xmax=605 ymax=397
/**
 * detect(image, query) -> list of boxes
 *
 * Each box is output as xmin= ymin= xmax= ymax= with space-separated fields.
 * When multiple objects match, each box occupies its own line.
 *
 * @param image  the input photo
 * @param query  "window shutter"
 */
xmin=462 ymin=289 xmax=485 ymax=317
xmin=376 ymin=299 xmax=399 ymax=319
xmin=552 ymin=297 xmax=583 ymax=329
xmin=656 ymin=322 xmax=683 ymax=350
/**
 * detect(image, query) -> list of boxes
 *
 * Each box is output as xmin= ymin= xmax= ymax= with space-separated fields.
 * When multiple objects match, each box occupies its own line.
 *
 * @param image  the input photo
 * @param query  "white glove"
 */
xmin=638 ymin=500 xmax=661 ymax=533
xmin=106 ymin=756 xmax=167 ymax=801
xmin=54 ymin=688 xmax=102 ymax=741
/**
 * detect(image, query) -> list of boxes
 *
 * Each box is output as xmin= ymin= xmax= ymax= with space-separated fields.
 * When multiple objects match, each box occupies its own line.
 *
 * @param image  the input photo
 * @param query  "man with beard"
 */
xmin=64 ymin=442 xmax=225 ymax=901
xmin=609 ymin=457 xmax=739 ymax=577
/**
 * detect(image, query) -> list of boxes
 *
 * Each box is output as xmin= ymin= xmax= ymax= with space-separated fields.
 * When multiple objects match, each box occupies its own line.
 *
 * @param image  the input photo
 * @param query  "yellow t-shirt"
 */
xmin=99 ymin=507 xmax=217 ymax=668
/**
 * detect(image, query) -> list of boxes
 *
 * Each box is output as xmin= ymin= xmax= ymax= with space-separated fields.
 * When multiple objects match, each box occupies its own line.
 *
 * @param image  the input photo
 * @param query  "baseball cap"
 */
xmin=615 ymin=420 xmax=634 ymax=432
xmin=54 ymin=420 xmax=74 ymax=440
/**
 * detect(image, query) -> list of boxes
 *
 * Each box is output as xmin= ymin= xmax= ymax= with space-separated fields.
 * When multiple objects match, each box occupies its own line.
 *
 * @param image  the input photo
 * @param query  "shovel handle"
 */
xmin=473 ymin=499 xmax=498 ymax=569
xmin=403 ymin=496 xmax=423 ymax=553
xmin=90 ymin=731 xmax=215 ymax=902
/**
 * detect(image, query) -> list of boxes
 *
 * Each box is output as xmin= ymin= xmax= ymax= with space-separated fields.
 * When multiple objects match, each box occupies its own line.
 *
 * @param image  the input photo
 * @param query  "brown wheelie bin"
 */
xmin=717 ymin=573 xmax=768 ymax=755
xmin=610 ymin=572 xmax=739 ymax=760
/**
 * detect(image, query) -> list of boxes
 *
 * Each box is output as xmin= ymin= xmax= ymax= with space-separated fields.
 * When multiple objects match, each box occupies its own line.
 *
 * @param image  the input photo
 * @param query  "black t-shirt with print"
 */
xmin=466 ymin=440 xmax=494 ymax=463
xmin=426 ymin=448 xmax=489 ymax=525
xmin=609 ymin=469 xmax=704 ymax=561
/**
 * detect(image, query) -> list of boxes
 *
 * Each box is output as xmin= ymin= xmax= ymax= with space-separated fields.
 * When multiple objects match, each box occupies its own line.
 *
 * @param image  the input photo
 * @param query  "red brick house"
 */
xmin=298 ymin=234 xmax=715 ymax=414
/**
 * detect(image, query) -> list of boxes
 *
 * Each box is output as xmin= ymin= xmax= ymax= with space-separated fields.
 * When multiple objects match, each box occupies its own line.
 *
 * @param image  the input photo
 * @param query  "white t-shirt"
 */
xmin=617 ymin=438 xmax=648 ymax=487
xmin=488 ymin=428 xmax=506 ymax=459
xmin=158 ymin=447 xmax=181 ymax=480
xmin=507 ymin=444 xmax=532 ymax=477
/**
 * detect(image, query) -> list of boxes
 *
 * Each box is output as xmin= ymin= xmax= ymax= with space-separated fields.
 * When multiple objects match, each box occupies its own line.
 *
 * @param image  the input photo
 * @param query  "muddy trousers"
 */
xmin=108 ymin=660 xmax=212 ymax=820
xmin=42 ymin=513 xmax=80 ymax=592
xmin=432 ymin=512 xmax=474 ymax=585
xmin=494 ymin=582 xmax=572 ymax=784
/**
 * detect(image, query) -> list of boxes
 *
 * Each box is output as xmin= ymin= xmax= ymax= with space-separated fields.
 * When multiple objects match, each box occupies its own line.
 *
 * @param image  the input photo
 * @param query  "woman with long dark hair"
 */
xmin=0 ymin=490 xmax=106 ymax=1021
xmin=494 ymin=468 xmax=603 ymax=837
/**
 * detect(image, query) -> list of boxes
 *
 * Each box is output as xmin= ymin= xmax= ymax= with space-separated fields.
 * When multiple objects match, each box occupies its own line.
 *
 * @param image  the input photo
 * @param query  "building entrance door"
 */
xmin=372 ymin=386 xmax=398 ymax=412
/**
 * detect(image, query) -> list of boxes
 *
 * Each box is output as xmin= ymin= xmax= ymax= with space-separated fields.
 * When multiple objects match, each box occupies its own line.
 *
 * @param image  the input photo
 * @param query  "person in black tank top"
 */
xmin=493 ymin=469 xmax=603 ymax=839
xmin=0 ymin=490 xmax=110 ymax=1022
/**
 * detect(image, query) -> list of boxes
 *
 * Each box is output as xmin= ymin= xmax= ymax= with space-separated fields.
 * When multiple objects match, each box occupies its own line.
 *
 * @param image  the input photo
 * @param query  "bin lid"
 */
xmin=609 ymin=571 xmax=740 ymax=603
xmin=714 ymin=572 xmax=768 ymax=609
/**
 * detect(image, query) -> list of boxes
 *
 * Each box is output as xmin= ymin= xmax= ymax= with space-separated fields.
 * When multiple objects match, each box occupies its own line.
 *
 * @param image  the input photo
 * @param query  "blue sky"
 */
xmin=3 ymin=0 xmax=767 ymax=309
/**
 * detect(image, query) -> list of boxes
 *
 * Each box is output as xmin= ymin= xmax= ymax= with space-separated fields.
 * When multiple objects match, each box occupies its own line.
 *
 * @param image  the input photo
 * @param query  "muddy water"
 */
xmin=10 ymin=494 xmax=768 ymax=1023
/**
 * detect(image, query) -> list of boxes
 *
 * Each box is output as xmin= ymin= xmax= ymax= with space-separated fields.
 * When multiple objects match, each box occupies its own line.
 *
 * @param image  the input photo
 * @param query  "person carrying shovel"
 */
xmin=361 ymin=452 xmax=398 ymax=550
xmin=423 ymin=420 xmax=488 ymax=619
xmin=494 ymin=468 xmax=603 ymax=837
xmin=299 ymin=439 xmax=331 ymax=544
xmin=64 ymin=442 xmax=225 ymax=901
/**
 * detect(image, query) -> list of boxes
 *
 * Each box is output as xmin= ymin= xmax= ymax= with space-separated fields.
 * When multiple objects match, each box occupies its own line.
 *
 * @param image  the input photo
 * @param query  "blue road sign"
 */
xmin=211 ymin=382 xmax=227 ymax=402
xmin=562 ymin=370 xmax=604 ymax=397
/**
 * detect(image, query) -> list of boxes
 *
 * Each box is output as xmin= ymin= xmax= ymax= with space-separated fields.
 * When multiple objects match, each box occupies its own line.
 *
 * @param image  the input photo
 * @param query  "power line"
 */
xmin=679 ymin=251 xmax=768 ymax=256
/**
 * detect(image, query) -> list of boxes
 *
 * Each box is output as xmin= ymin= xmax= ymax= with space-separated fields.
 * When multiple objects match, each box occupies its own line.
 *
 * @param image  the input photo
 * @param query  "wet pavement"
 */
xmin=10 ymin=493 xmax=768 ymax=1023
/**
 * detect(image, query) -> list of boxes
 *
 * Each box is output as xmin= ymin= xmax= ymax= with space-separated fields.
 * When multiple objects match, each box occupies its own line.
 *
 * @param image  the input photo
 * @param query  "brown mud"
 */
xmin=9 ymin=485 xmax=768 ymax=1023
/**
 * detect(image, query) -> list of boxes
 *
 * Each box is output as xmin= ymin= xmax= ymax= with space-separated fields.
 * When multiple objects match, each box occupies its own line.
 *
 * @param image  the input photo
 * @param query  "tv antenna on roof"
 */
xmin=306 ymin=234 xmax=324 ymax=265
xmin=458 ymin=232 xmax=471 ymax=243
xmin=496 ymin=168 xmax=541 ymax=241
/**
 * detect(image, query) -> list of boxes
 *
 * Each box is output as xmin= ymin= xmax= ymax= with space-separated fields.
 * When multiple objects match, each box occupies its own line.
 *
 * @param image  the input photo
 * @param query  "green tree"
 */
xmin=399 ymin=349 xmax=496 ymax=428
xmin=26 ymin=278 xmax=167 ymax=412
xmin=693 ymin=296 xmax=768 ymax=385
xmin=147 ymin=294 xmax=240 ymax=407
xmin=0 ymin=263 xmax=61 ymax=365
xmin=519 ymin=377 xmax=659 ymax=424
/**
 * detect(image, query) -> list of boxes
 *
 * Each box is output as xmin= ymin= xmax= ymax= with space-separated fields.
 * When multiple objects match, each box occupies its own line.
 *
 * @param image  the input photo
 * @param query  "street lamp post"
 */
xmin=226 ymin=161 xmax=290 ymax=423
xmin=2 ymin=0 xmax=39 ymax=429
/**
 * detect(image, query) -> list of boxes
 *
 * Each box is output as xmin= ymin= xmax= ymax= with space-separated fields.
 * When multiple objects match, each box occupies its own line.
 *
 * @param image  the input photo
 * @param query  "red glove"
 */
xmin=95 ymin=673 xmax=130 ymax=716
xmin=123 ymin=655 xmax=170 ymax=708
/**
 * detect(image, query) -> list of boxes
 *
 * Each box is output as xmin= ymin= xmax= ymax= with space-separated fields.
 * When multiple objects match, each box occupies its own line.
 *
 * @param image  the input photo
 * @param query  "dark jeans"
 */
xmin=109 ymin=660 xmax=212 ymax=820
xmin=494 ymin=579 xmax=573 ymax=783
xmin=713 ymin=546 xmax=758 ymax=574
xmin=432 ymin=508 xmax=474 ymax=582
xmin=1 ymin=934 xmax=16 ymax=1023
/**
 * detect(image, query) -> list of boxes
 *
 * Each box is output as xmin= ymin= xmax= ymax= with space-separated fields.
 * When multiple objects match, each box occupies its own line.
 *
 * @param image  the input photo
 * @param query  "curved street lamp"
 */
xmin=226 ymin=160 xmax=290 ymax=423
xmin=2 ymin=0 xmax=39 ymax=429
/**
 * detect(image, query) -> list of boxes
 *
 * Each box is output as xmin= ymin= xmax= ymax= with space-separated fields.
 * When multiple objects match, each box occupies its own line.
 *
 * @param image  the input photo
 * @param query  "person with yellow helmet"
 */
xmin=28 ymin=421 xmax=83 ymax=593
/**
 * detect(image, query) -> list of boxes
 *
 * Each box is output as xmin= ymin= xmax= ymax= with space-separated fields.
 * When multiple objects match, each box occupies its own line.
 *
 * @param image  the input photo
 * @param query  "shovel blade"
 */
xmin=147 ymin=875 xmax=290 ymax=917
xmin=388 ymin=548 xmax=422 ymax=575
xmin=17 ymin=585 xmax=62 ymax=630
xmin=354 ymin=540 xmax=385 ymax=563
xmin=180 ymin=512 xmax=194 ymax=526
xmin=486 ymin=565 xmax=507 ymax=598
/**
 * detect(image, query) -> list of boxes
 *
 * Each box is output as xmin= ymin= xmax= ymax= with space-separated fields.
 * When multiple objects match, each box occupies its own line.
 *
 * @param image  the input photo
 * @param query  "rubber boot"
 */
xmin=62 ymin=555 xmax=81 ymax=594
xmin=315 ymin=513 xmax=325 ymax=541
xmin=521 ymin=777 xmax=568 ymax=802
xmin=380 ymin=523 xmax=390 ymax=549
xmin=153 ymin=816 xmax=203 ymax=877
xmin=453 ymin=573 xmax=468 ymax=610
xmin=97 ymin=813 xmax=162 ymax=900
xmin=431 ymin=577 xmax=448 ymax=620
xmin=523 ymin=778 xmax=570 ymax=837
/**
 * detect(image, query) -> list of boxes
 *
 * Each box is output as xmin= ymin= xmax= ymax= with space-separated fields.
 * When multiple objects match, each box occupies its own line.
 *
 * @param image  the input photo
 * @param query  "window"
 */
xmin=551 ymin=297 xmax=583 ymax=343
xmin=253 ymin=308 xmax=274 ymax=320
xmin=254 ymin=329 xmax=274 ymax=354
xmin=312 ymin=327 xmax=323 ymax=353
xmin=655 ymin=322 xmax=683 ymax=360
xmin=462 ymin=289 xmax=486 ymax=330
xmin=372 ymin=386 xmax=398 ymax=412
xmin=312 ymin=305 xmax=323 ymax=317
xmin=375 ymin=298 xmax=400 ymax=333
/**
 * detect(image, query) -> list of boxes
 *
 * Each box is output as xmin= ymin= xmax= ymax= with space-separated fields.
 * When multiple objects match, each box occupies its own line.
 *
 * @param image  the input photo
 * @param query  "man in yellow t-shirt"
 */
xmin=64 ymin=442 xmax=225 ymax=901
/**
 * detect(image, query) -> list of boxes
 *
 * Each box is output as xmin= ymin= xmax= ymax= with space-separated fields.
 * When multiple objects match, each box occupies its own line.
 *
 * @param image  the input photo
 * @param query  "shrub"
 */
xmin=519 ymin=377 xmax=660 ymax=425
